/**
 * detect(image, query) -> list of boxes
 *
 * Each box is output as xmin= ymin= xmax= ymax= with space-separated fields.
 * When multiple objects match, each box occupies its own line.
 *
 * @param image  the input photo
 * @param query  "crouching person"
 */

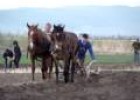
xmin=3 ymin=48 xmax=14 ymax=68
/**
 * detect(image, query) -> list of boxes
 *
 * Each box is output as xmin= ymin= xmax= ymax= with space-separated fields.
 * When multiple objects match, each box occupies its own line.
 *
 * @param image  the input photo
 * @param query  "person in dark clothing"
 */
xmin=13 ymin=40 xmax=22 ymax=68
xmin=3 ymin=48 xmax=14 ymax=68
xmin=77 ymin=34 xmax=95 ymax=61
xmin=132 ymin=38 xmax=140 ymax=64
xmin=76 ymin=33 xmax=95 ymax=75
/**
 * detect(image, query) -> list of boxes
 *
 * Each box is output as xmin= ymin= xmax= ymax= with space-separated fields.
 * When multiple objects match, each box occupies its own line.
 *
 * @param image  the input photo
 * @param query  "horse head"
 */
xmin=51 ymin=24 xmax=66 ymax=51
xmin=53 ymin=24 xmax=65 ymax=33
xmin=27 ymin=23 xmax=41 ymax=50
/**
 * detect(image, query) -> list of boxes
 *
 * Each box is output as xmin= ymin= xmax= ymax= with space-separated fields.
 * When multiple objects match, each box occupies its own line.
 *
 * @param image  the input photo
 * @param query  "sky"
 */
xmin=0 ymin=0 xmax=140 ymax=9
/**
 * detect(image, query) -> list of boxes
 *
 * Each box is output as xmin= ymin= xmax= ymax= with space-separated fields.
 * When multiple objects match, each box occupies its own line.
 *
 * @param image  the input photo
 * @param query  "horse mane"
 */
xmin=35 ymin=27 xmax=51 ymax=42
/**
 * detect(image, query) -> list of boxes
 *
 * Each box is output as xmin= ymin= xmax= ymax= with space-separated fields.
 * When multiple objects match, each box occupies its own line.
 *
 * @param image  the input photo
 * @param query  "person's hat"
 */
xmin=82 ymin=33 xmax=89 ymax=39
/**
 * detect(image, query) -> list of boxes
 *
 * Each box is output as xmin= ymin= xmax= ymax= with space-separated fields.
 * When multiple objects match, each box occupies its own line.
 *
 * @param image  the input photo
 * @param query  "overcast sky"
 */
xmin=0 ymin=0 xmax=140 ymax=9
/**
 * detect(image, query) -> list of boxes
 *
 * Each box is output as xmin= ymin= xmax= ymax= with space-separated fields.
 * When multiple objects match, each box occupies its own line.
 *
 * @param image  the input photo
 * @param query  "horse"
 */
xmin=27 ymin=23 xmax=53 ymax=80
xmin=51 ymin=24 xmax=79 ymax=83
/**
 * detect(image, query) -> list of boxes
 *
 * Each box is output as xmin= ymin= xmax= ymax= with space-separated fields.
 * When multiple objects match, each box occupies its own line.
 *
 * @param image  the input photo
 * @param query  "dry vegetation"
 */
xmin=94 ymin=40 xmax=133 ymax=54
xmin=0 ymin=33 xmax=134 ymax=54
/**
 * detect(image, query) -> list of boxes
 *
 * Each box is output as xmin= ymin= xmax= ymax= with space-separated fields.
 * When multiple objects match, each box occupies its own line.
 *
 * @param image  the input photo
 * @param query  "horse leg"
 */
xmin=41 ymin=58 xmax=48 ymax=80
xmin=49 ymin=65 xmax=53 ymax=79
xmin=71 ymin=60 xmax=76 ymax=83
xmin=70 ymin=55 xmax=77 ymax=83
xmin=31 ymin=59 xmax=35 ymax=80
xmin=54 ymin=60 xmax=59 ymax=83
xmin=48 ymin=57 xmax=53 ymax=79
xmin=64 ymin=58 xmax=70 ymax=83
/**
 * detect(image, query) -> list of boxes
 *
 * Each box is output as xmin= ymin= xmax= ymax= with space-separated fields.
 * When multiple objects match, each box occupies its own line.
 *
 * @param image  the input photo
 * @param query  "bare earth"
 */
xmin=0 ymin=64 xmax=140 ymax=100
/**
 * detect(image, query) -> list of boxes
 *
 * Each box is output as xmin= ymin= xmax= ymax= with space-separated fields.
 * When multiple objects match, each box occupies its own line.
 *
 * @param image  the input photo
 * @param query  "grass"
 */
xmin=0 ymin=53 xmax=134 ymax=67
xmin=0 ymin=54 xmax=31 ymax=66
xmin=85 ymin=53 xmax=133 ymax=64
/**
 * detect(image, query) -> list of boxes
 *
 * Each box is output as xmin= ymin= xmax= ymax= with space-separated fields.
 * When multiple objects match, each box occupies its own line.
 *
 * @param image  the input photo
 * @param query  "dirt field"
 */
xmin=0 ymin=64 xmax=140 ymax=100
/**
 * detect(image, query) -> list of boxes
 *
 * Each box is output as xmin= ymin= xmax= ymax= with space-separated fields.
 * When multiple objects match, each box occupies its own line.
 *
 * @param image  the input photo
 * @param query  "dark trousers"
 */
xmin=9 ymin=55 xmax=21 ymax=68
xmin=134 ymin=52 xmax=140 ymax=64
xmin=4 ymin=58 xmax=8 ymax=68
xmin=76 ymin=58 xmax=86 ymax=76
xmin=14 ymin=55 xmax=21 ymax=68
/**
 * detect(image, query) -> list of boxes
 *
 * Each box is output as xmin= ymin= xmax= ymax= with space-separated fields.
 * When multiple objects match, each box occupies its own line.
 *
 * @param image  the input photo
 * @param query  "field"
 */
xmin=0 ymin=35 xmax=139 ymax=100
xmin=0 ymin=53 xmax=139 ymax=100
xmin=0 ymin=68 xmax=140 ymax=100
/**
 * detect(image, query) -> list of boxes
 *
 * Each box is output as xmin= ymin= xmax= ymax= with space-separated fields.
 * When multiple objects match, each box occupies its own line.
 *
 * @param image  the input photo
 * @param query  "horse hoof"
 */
xmin=42 ymin=76 xmax=47 ymax=80
xmin=65 ymin=80 xmax=68 ymax=83
xmin=64 ymin=78 xmax=69 ymax=83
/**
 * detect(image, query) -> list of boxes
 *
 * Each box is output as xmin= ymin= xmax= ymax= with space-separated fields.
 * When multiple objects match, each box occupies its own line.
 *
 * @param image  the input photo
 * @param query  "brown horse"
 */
xmin=51 ymin=24 xmax=78 ymax=83
xmin=27 ymin=23 xmax=53 ymax=80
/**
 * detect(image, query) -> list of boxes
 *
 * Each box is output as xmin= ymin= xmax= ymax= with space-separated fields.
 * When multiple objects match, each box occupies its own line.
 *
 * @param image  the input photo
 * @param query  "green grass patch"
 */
xmin=0 ymin=54 xmax=31 ymax=65
xmin=85 ymin=53 xmax=133 ymax=64
xmin=0 ymin=53 xmax=134 ymax=66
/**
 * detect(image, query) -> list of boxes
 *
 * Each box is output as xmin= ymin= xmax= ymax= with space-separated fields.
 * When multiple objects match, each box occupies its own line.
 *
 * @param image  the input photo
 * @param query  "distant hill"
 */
xmin=0 ymin=6 xmax=140 ymax=36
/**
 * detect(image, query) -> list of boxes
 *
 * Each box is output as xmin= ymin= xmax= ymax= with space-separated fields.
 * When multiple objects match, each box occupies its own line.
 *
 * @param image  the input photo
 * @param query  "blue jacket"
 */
xmin=77 ymin=40 xmax=95 ymax=60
